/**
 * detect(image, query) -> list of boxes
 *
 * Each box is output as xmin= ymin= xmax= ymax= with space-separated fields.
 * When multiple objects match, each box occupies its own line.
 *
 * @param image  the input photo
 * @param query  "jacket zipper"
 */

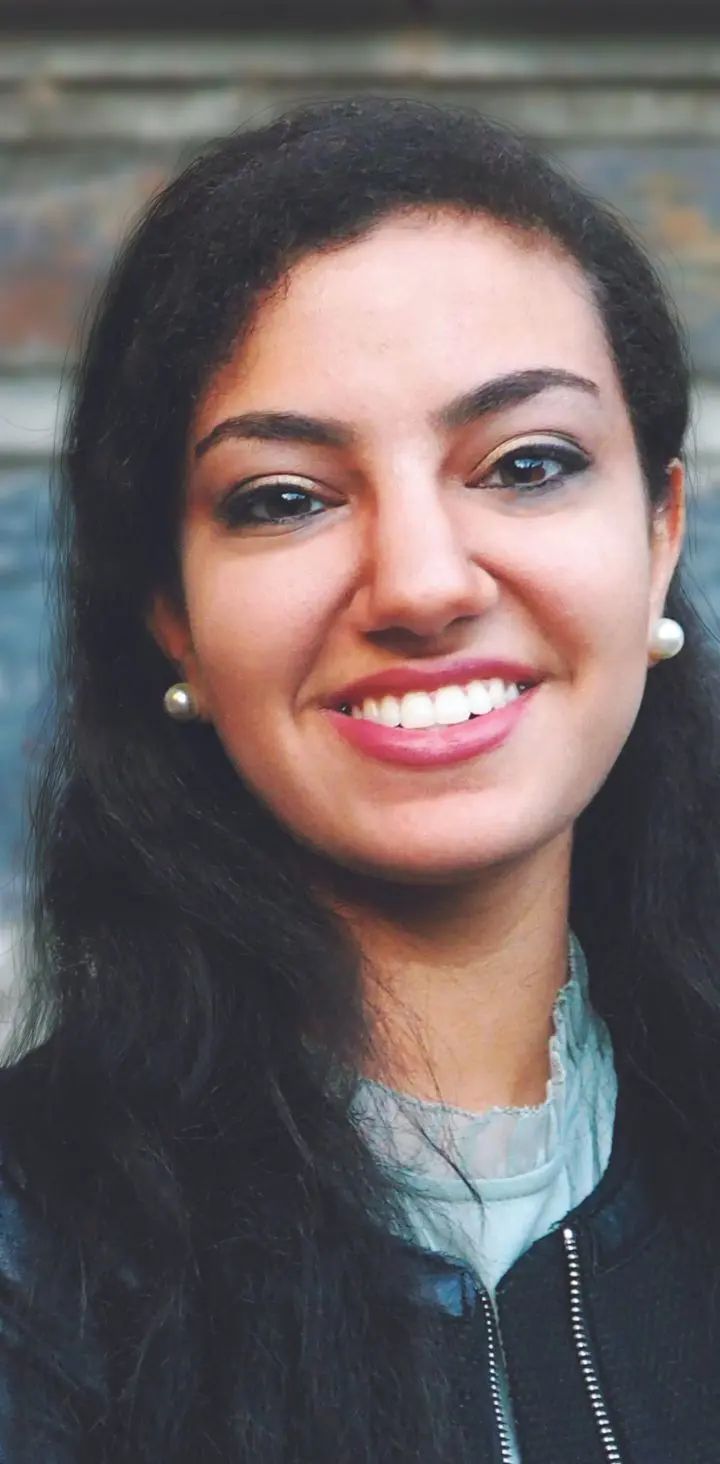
xmin=562 ymin=1225 xmax=624 ymax=1463
xmin=478 ymin=1289 xmax=515 ymax=1464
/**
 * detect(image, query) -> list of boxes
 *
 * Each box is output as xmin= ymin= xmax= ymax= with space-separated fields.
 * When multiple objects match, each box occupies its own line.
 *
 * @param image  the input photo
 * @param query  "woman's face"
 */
xmin=156 ymin=211 xmax=683 ymax=883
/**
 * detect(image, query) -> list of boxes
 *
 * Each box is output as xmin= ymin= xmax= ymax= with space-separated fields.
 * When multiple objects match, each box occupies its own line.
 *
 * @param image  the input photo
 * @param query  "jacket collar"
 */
xmin=396 ymin=1088 xmax=660 ymax=1316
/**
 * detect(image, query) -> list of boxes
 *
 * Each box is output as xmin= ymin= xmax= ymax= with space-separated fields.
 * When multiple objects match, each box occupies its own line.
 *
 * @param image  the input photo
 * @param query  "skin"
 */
xmin=154 ymin=211 xmax=684 ymax=1109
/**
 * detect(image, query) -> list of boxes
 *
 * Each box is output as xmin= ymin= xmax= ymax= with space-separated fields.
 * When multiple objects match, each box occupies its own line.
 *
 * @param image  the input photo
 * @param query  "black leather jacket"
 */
xmin=0 ymin=1109 xmax=717 ymax=1463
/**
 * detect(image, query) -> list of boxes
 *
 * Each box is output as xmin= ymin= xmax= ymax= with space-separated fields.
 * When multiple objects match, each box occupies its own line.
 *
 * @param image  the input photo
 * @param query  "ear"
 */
xmin=148 ymin=594 xmax=208 ymax=718
xmin=648 ymin=458 xmax=685 ymax=631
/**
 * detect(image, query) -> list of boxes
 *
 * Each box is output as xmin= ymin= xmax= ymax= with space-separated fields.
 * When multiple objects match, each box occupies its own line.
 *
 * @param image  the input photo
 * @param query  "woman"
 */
xmin=1 ymin=95 xmax=717 ymax=1462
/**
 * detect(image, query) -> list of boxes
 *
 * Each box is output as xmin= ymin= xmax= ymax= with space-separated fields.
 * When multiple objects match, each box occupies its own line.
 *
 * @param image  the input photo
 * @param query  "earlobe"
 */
xmin=148 ymin=595 xmax=206 ymax=719
xmin=654 ymin=458 xmax=685 ymax=562
xmin=649 ymin=458 xmax=685 ymax=605
xmin=647 ymin=460 xmax=686 ymax=665
xmin=148 ymin=594 xmax=190 ymax=666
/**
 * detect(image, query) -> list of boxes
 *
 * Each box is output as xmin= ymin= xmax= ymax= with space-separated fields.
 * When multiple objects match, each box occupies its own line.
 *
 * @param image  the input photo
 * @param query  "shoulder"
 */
xmin=0 ymin=1055 xmax=108 ymax=1458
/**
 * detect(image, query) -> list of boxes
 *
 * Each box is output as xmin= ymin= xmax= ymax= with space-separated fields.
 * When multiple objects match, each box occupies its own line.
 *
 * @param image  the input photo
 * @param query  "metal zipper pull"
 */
xmin=562 ymin=1226 xmax=624 ymax=1464
xmin=478 ymin=1289 xmax=515 ymax=1464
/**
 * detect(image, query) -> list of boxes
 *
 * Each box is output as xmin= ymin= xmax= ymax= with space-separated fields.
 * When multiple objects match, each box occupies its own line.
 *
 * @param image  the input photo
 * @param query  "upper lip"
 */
xmin=327 ymin=658 xmax=541 ymax=709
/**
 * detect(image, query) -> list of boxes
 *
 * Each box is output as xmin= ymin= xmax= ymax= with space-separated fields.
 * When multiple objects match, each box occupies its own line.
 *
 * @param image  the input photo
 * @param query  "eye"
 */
xmin=480 ymin=441 xmax=591 ymax=495
xmin=217 ymin=475 xmax=330 ymax=530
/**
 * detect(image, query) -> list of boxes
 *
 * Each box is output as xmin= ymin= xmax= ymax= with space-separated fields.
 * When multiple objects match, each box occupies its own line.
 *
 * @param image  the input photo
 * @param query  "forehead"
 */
xmin=195 ymin=211 xmax=620 ymax=433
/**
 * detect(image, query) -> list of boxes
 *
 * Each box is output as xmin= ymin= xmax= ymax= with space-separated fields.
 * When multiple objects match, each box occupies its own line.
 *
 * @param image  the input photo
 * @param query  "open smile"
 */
xmin=323 ymin=657 xmax=541 ymax=767
xmin=339 ymin=676 xmax=527 ymax=729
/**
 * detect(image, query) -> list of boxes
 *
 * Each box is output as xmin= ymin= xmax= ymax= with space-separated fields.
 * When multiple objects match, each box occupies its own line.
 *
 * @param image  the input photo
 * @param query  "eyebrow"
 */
xmin=195 ymin=410 xmax=355 ymax=459
xmin=193 ymin=367 xmax=600 ymax=460
xmin=436 ymin=368 xmax=600 ymax=430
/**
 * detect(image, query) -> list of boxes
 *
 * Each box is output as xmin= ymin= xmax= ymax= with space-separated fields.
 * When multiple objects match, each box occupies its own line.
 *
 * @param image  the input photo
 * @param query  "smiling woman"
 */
xmin=0 ymin=98 xmax=716 ymax=1464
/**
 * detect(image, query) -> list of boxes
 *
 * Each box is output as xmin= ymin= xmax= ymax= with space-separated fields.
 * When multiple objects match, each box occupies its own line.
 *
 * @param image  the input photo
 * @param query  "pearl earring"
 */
xmin=163 ymin=682 xmax=198 ymax=721
xmin=649 ymin=617 xmax=685 ymax=662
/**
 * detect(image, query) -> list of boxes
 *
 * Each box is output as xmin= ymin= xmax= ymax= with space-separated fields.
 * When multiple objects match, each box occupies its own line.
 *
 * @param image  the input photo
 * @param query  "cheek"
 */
xmin=545 ymin=528 xmax=655 ymax=778
xmin=533 ymin=505 xmax=654 ymax=657
xmin=182 ymin=549 xmax=328 ymax=730
xmin=523 ymin=515 xmax=655 ymax=787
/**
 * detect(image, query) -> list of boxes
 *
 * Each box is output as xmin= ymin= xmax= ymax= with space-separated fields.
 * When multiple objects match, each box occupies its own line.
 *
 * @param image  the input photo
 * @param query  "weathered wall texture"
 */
xmin=4 ymin=37 xmax=720 ymax=377
xmin=2 ymin=30 xmax=720 ymax=924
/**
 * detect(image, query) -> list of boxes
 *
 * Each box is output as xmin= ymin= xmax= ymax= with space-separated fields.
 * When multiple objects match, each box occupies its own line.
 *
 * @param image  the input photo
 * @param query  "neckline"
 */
xmin=350 ymin=934 xmax=615 ymax=1197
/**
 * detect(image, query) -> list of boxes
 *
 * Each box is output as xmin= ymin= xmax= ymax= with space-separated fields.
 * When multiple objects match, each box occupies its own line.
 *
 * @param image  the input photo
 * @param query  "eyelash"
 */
xmin=216 ymin=442 xmax=591 ymax=530
xmin=217 ymin=475 xmax=328 ymax=530
xmin=480 ymin=441 xmax=591 ymax=495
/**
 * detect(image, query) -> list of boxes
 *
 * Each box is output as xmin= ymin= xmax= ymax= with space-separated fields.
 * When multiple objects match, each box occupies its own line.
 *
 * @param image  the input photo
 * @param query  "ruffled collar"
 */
xmin=350 ymin=934 xmax=608 ymax=1195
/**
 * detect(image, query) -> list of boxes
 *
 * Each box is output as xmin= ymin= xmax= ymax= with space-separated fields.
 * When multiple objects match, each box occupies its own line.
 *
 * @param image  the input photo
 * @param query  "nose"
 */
xmin=356 ymin=471 xmax=499 ymax=640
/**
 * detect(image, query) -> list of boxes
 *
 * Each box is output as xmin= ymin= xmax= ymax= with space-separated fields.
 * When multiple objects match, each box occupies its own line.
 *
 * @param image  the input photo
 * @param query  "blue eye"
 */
xmin=218 ymin=479 xmax=327 ymax=529
xmin=483 ymin=443 xmax=590 ymax=494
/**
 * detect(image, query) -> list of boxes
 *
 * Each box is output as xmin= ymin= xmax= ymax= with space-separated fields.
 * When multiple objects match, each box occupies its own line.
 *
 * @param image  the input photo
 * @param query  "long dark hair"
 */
xmin=3 ymin=97 xmax=719 ymax=1462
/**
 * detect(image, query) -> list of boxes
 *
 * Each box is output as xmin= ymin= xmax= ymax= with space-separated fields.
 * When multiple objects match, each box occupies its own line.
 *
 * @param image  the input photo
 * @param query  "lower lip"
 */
xmin=326 ymin=688 xmax=537 ymax=769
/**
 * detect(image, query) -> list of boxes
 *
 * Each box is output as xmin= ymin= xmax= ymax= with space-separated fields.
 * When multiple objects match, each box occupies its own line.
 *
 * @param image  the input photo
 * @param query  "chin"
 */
xmin=280 ymin=789 xmax=576 ymax=889
xmin=315 ymin=829 xmax=538 ymax=887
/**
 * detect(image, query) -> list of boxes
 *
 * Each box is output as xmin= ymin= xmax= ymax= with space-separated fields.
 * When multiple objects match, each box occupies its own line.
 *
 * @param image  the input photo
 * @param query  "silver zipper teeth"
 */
xmin=479 ymin=1290 xmax=515 ymax=1464
xmin=562 ymin=1226 xmax=624 ymax=1464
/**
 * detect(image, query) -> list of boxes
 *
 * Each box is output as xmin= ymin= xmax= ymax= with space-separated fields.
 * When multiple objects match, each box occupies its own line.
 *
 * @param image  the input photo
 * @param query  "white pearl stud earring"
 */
xmin=163 ymin=682 xmax=198 ymax=721
xmin=649 ymin=617 xmax=685 ymax=662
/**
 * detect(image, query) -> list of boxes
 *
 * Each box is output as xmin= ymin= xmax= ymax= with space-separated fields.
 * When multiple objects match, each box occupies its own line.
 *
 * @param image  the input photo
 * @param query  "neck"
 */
xmin=323 ymin=834 xmax=572 ymax=1112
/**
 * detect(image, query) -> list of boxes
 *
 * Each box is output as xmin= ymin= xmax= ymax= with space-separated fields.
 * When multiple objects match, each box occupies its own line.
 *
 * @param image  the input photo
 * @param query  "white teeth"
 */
xmin=378 ymin=694 xmax=401 ymax=727
xmin=433 ymin=685 xmax=471 ymax=725
xmin=487 ymin=678 xmax=507 ymax=710
xmin=399 ymin=691 xmax=436 ymax=729
xmin=351 ymin=680 xmax=525 ymax=725
xmin=467 ymin=680 xmax=494 ymax=716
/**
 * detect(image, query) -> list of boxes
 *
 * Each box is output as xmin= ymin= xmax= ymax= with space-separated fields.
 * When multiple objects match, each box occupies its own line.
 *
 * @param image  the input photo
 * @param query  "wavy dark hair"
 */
xmin=2 ymin=96 xmax=719 ymax=1462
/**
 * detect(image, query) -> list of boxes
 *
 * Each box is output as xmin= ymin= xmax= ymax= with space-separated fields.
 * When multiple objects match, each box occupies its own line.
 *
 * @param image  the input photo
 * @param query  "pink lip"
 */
xmin=327 ymin=657 xmax=539 ymax=711
xmin=327 ymin=685 xmax=538 ymax=769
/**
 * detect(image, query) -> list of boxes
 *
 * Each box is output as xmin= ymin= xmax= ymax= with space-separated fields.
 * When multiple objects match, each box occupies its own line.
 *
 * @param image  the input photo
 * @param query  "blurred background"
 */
xmin=2 ymin=0 xmax=720 ymax=954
